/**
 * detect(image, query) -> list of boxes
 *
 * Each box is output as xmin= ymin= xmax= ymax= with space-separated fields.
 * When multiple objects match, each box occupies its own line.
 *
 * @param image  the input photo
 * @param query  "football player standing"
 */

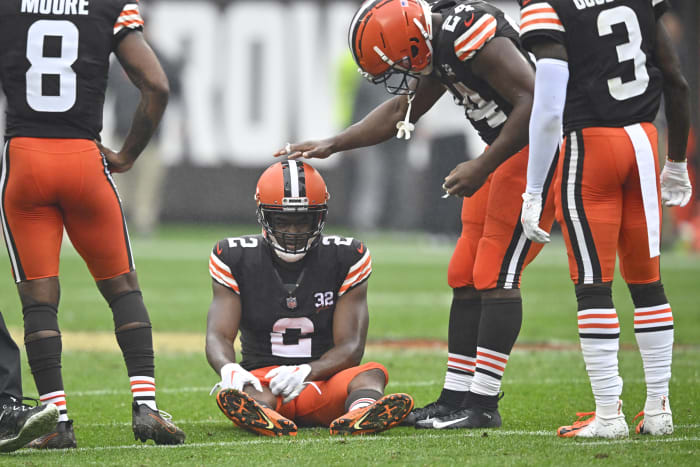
xmin=206 ymin=161 xmax=414 ymax=436
xmin=276 ymin=0 xmax=556 ymax=430
xmin=0 ymin=1 xmax=185 ymax=447
xmin=518 ymin=0 xmax=691 ymax=438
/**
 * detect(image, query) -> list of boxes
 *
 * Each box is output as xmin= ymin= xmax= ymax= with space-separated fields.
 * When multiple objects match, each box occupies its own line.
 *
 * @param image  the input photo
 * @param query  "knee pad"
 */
xmin=22 ymin=303 xmax=59 ymax=337
xmin=574 ymin=284 xmax=613 ymax=310
xmin=628 ymin=281 xmax=667 ymax=308
xmin=110 ymin=290 xmax=151 ymax=329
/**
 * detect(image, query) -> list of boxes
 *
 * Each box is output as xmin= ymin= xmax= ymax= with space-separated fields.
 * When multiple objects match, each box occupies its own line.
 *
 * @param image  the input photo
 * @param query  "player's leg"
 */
xmin=61 ymin=145 xmax=183 ymax=444
xmin=1 ymin=138 xmax=75 ymax=449
xmin=618 ymin=123 xmax=673 ymax=436
xmin=426 ymin=147 xmax=556 ymax=430
xmin=405 ymin=183 xmax=490 ymax=426
xmin=327 ymin=363 xmax=413 ymax=435
xmin=556 ymin=129 xmax=631 ymax=439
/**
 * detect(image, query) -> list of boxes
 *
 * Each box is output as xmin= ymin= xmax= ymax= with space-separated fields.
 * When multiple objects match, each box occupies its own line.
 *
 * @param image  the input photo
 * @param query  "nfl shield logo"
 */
xmin=286 ymin=296 xmax=298 ymax=310
xmin=400 ymin=0 xmax=408 ymax=6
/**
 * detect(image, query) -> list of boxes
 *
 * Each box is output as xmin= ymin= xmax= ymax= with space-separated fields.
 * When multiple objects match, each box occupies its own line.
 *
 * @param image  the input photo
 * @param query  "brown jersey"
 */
xmin=519 ymin=0 xmax=669 ymax=133
xmin=431 ymin=0 xmax=533 ymax=145
xmin=209 ymin=234 xmax=372 ymax=371
xmin=0 ymin=0 xmax=144 ymax=140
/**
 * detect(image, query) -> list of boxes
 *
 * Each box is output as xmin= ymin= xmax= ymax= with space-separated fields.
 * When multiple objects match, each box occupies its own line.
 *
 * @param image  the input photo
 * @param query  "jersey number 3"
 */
xmin=597 ymin=6 xmax=649 ymax=101
xmin=26 ymin=20 xmax=78 ymax=112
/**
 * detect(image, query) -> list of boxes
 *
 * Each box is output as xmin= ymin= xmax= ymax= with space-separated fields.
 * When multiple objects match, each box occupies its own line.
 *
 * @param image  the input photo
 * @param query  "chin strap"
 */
xmin=396 ymin=93 xmax=416 ymax=140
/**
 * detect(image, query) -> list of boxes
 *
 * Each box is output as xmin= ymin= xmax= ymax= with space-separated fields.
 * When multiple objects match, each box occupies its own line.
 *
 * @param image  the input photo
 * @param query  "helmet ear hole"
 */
xmin=411 ymin=45 xmax=419 ymax=57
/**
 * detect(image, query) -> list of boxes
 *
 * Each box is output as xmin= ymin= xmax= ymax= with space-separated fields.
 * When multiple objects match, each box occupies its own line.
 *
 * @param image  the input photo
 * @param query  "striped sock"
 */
xmin=40 ymin=390 xmax=68 ymax=422
xmin=444 ymin=353 xmax=474 ymax=392
xmin=130 ymin=376 xmax=157 ymax=411
xmin=628 ymin=282 xmax=674 ymax=403
xmin=578 ymin=307 xmax=622 ymax=408
xmin=441 ymin=297 xmax=480 ymax=404
xmin=634 ymin=303 xmax=674 ymax=400
xmin=470 ymin=347 xmax=509 ymax=397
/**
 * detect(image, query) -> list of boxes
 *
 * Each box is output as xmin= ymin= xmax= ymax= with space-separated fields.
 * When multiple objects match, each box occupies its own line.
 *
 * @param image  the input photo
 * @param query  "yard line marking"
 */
xmin=7 ymin=431 xmax=697 ymax=454
xmin=64 ymin=375 xmax=700 ymax=397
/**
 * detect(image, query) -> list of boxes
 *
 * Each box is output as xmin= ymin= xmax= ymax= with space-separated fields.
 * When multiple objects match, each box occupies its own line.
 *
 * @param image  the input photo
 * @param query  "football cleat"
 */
xmin=216 ymin=389 xmax=297 ymax=437
xmin=329 ymin=393 xmax=413 ymax=435
xmin=132 ymin=402 xmax=186 ymax=445
xmin=27 ymin=419 xmax=77 ymax=449
xmin=421 ymin=406 xmax=502 ymax=430
xmin=557 ymin=401 xmax=628 ymax=438
xmin=0 ymin=400 xmax=59 ymax=452
xmin=401 ymin=399 xmax=458 ymax=426
xmin=634 ymin=396 xmax=673 ymax=435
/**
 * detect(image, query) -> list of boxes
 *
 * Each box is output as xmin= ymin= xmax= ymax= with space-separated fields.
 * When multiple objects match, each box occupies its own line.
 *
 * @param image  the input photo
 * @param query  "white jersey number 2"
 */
xmin=26 ymin=20 xmax=79 ymax=112
xmin=597 ymin=6 xmax=649 ymax=101
xmin=270 ymin=317 xmax=314 ymax=358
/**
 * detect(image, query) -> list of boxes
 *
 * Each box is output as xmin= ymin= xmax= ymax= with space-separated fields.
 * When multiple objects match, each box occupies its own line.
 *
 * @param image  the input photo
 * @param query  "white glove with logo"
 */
xmin=209 ymin=363 xmax=262 ymax=395
xmin=521 ymin=192 xmax=550 ymax=243
xmin=660 ymin=160 xmax=692 ymax=207
xmin=265 ymin=364 xmax=312 ymax=404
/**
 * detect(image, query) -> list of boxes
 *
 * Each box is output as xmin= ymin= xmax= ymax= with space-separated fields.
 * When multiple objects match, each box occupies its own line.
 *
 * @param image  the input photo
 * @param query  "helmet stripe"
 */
xmin=289 ymin=160 xmax=300 ymax=197
xmin=282 ymin=160 xmax=307 ymax=199
xmin=348 ymin=0 xmax=387 ymax=62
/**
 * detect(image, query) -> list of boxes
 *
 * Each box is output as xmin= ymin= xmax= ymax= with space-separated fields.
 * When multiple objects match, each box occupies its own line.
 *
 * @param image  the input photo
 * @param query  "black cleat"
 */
xmin=427 ymin=406 xmax=502 ymax=430
xmin=132 ymin=402 xmax=186 ymax=445
xmin=27 ymin=419 xmax=77 ymax=449
xmin=401 ymin=399 xmax=459 ymax=427
xmin=0 ymin=399 xmax=60 ymax=452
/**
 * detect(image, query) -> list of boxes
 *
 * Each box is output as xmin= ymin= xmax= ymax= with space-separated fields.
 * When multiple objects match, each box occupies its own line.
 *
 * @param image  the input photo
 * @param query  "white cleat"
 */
xmin=635 ymin=396 xmax=673 ymax=435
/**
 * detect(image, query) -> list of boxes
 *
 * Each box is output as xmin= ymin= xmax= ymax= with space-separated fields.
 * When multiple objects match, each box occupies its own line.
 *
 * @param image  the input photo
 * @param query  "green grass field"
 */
xmin=0 ymin=225 xmax=698 ymax=465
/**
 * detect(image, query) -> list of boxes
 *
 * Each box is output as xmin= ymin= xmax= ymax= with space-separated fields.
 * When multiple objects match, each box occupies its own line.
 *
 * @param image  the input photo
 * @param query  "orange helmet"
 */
xmin=255 ymin=161 xmax=330 ymax=260
xmin=348 ymin=0 xmax=434 ymax=95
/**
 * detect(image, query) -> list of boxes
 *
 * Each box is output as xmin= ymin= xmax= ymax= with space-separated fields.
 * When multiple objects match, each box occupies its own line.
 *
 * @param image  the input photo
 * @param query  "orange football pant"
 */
xmin=448 ymin=145 xmax=556 ymax=290
xmin=250 ymin=362 xmax=388 ymax=426
xmin=556 ymin=124 xmax=662 ymax=285
xmin=1 ymin=137 xmax=133 ymax=282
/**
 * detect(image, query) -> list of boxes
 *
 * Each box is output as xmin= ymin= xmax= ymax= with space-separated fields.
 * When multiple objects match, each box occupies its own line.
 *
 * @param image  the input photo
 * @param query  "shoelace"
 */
xmin=633 ymin=411 xmax=644 ymax=423
xmin=570 ymin=411 xmax=595 ymax=426
xmin=157 ymin=409 xmax=174 ymax=421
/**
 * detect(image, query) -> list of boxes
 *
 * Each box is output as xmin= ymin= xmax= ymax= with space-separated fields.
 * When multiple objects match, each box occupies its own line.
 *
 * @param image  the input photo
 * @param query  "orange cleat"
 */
xmin=557 ymin=411 xmax=596 ymax=437
xmin=216 ymin=389 xmax=297 ymax=437
xmin=329 ymin=393 xmax=414 ymax=435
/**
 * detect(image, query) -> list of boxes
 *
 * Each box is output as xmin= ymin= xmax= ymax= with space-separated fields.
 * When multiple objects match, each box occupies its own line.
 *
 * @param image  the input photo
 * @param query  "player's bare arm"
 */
xmin=97 ymin=31 xmax=169 ymax=173
xmin=654 ymin=20 xmax=689 ymax=163
xmin=443 ymin=37 xmax=535 ymax=198
xmin=305 ymin=281 xmax=370 ymax=381
xmin=205 ymin=282 xmax=241 ymax=372
xmin=276 ymin=77 xmax=445 ymax=160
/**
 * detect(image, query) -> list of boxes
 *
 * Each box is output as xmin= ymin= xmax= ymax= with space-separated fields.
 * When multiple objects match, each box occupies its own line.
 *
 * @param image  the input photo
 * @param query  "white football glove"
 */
xmin=209 ymin=363 xmax=262 ymax=395
xmin=660 ymin=160 xmax=692 ymax=207
xmin=521 ymin=192 xmax=550 ymax=243
xmin=265 ymin=364 xmax=312 ymax=404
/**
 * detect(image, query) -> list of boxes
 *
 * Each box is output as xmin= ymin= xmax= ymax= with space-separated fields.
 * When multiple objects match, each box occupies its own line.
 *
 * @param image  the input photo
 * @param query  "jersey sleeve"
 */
xmin=451 ymin=10 xmax=499 ymax=62
xmin=651 ymin=0 xmax=669 ymax=19
xmin=519 ymin=2 xmax=566 ymax=52
xmin=338 ymin=239 xmax=372 ymax=297
xmin=113 ymin=1 xmax=144 ymax=47
xmin=208 ymin=240 xmax=240 ymax=294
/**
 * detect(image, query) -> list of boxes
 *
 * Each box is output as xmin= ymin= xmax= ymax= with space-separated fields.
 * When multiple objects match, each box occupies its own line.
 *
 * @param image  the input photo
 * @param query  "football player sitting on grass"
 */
xmin=205 ymin=161 xmax=413 ymax=436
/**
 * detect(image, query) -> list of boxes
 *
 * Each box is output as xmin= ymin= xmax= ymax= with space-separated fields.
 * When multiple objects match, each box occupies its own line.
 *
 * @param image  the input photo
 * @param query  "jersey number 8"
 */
xmin=26 ymin=20 xmax=78 ymax=112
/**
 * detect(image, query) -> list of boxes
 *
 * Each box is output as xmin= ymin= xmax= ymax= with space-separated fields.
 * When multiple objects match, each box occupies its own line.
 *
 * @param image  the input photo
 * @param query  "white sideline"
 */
xmin=6 ymin=431 xmax=698 ymax=454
